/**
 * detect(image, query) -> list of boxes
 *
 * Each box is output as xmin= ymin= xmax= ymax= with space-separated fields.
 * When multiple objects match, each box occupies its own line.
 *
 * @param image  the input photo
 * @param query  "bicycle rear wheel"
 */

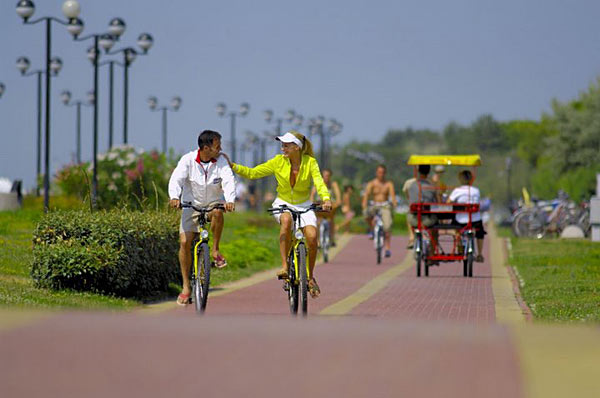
xmin=194 ymin=242 xmax=211 ymax=313
xmin=321 ymin=222 xmax=329 ymax=263
xmin=298 ymin=243 xmax=309 ymax=316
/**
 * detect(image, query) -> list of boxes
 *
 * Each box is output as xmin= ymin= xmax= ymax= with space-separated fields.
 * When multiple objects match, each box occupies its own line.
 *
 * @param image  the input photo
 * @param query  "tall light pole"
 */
xmin=64 ymin=7 xmax=129 ymax=209
xmin=307 ymin=116 xmax=342 ymax=169
xmin=60 ymin=90 xmax=94 ymax=163
xmin=148 ymin=96 xmax=182 ymax=154
xmin=16 ymin=56 xmax=62 ymax=196
xmin=106 ymin=32 xmax=153 ymax=146
xmin=16 ymin=0 xmax=80 ymax=212
xmin=263 ymin=109 xmax=303 ymax=157
xmin=216 ymin=102 xmax=250 ymax=163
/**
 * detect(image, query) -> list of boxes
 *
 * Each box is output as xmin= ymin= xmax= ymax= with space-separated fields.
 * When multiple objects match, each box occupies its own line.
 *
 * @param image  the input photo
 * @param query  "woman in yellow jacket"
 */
xmin=222 ymin=131 xmax=331 ymax=298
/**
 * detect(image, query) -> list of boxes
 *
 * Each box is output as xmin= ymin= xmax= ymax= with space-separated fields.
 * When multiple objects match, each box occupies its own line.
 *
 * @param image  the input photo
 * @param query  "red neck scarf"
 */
xmin=196 ymin=150 xmax=217 ymax=164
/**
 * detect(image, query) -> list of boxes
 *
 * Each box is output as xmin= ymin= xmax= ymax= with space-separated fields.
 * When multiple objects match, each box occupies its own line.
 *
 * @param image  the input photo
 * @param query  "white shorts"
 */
xmin=271 ymin=198 xmax=317 ymax=228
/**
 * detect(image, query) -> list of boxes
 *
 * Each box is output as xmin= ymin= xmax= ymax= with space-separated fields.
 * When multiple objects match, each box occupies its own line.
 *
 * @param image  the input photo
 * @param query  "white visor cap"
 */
xmin=276 ymin=132 xmax=303 ymax=148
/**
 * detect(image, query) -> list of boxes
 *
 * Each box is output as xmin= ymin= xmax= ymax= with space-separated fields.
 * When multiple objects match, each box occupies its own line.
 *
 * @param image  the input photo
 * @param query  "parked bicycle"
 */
xmin=181 ymin=202 xmax=225 ymax=314
xmin=511 ymin=191 xmax=587 ymax=238
xmin=268 ymin=203 xmax=325 ymax=316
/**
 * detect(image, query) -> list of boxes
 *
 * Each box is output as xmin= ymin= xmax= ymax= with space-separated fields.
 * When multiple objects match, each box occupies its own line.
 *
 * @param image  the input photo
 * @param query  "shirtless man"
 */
xmin=362 ymin=164 xmax=398 ymax=257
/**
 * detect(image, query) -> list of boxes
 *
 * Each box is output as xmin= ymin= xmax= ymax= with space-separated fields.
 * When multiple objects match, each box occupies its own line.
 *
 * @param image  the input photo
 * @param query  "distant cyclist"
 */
xmin=222 ymin=131 xmax=331 ymax=298
xmin=168 ymin=130 xmax=236 ymax=305
xmin=362 ymin=164 xmax=397 ymax=258
xmin=310 ymin=168 xmax=341 ymax=246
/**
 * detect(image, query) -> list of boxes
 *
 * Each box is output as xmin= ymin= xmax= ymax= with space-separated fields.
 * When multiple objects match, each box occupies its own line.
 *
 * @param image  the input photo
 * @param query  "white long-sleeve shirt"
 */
xmin=168 ymin=151 xmax=236 ymax=206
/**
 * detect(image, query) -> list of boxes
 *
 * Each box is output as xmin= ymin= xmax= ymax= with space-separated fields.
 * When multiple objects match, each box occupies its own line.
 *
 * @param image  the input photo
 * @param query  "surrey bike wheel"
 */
xmin=297 ymin=243 xmax=309 ymax=317
xmin=194 ymin=242 xmax=211 ymax=313
xmin=288 ymin=252 xmax=299 ymax=315
xmin=467 ymin=236 xmax=474 ymax=278
xmin=415 ymin=234 xmax=422 ymax=277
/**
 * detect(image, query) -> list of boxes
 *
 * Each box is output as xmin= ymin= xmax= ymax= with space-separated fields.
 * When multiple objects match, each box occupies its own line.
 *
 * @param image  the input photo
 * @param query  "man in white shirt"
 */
xmin=168 ymin=130 xmax=236 ymax=305
xmin=447 ymin=170 xmax=486 ymax=262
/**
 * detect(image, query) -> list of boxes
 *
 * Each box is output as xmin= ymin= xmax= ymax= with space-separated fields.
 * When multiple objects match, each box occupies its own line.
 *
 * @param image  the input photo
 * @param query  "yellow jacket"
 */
xmin=233 ymin=154 xmax=330 ymax=204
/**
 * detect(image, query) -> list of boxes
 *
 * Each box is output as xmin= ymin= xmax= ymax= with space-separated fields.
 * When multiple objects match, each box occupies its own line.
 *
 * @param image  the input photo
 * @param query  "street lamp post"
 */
xmin=60 ymin=90 xmax=94 ymax=163
xmin=148 ymin=96 xmax=182 ymax=154
xmin=16 ymin=0 xmax=80 ymax=212
xmin=263 ymin=109 xmax=303 ymax=157
xmin=106 ymin=31 xmax=153 ymax=145
xmin=216 ymin=102 xmax=250 ymax=163
xmin=63 ymin=7 xmax=129 ymax=209
xmin=16 ymin=56 xmax=62 ymax=196
xmin=307 ymin=116 xmax=342 ymax=169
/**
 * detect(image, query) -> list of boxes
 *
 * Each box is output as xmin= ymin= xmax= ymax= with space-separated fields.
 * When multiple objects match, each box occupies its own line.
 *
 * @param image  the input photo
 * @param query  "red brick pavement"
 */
xmin=352 ymin=235 xmax=496 ymax=322
xmin=1 ymin=313 xmax=523 ymax=398
xmin=174 ymin=234 xmax=407 ymax=316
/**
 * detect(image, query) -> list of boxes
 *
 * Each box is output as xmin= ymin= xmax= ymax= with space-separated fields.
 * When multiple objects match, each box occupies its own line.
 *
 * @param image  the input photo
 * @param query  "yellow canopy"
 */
xmin=407 ymin=155 xmax=481 ymax=166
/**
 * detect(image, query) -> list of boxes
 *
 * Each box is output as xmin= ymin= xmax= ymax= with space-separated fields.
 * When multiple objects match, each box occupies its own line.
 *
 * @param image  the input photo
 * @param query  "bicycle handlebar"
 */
xmin=267 ymin=203 xmax=326 ymax=215
xmin=181 ymin=202 xmax=225 ymax=213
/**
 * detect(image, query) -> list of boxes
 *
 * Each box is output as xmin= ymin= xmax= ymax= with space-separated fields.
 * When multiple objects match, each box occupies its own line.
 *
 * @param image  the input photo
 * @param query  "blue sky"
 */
xmin=2 ymin=0 xmax=600 ymax=188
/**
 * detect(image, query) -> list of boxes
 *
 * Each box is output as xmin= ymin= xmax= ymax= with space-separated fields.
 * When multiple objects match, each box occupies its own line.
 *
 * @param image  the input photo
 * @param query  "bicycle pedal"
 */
xmin=282 ymin=282 xmax=290 ymax=292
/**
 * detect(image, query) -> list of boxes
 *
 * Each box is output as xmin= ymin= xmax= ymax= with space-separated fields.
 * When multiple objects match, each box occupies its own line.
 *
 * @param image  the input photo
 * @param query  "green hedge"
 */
xmin=32 ymin=210 xmax=180 ymax=299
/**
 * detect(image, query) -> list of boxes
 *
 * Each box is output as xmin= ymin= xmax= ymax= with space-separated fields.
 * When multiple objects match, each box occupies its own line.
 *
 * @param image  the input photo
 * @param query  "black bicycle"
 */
xmin=268 ymin=203 xmax=324 ymax=316
xmin=181 ymin=202 xmax=225 ymax=314
xmin=319 ymin=217 xmax=331 ymax=263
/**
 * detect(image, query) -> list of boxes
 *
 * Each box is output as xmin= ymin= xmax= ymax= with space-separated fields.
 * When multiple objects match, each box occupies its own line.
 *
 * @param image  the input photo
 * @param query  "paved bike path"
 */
xmin=174 ymin=235 xmax=406 ymax=316
xmin=351 ymin=237 xmax=495 ymax=321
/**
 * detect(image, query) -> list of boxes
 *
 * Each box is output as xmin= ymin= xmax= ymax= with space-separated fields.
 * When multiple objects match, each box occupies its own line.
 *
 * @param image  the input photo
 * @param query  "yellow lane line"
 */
xmin=140 ymin=233 xmax=354 ymax=314
xmin=512 ymin=324 xmax=600 ymax=398
xmin=489 ymin=223 xmax=526 ymax=324
xmin=320 ymin=250 xmax=413 ymax=316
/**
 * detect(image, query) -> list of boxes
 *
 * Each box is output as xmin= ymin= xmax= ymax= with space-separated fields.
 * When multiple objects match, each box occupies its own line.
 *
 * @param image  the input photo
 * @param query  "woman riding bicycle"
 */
xmin=222 ymin=131 xmax=331 ymax=298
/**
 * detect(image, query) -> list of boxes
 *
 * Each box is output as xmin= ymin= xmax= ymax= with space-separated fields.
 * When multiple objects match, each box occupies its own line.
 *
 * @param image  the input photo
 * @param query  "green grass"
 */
xmin=508 ymin=237 xmax=600 ymax=323
xmin=0 ymin=208 xmax=139 ymax=310
xmin=0 ymin=200 xmax=282 ymax=310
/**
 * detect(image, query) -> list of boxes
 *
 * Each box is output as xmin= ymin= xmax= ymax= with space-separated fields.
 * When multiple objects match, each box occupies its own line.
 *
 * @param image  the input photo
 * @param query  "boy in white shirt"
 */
xmin=447 ymin=170 xmax=486 ymax=262
xmin=168 ymin=130 xmax=236 ymax=305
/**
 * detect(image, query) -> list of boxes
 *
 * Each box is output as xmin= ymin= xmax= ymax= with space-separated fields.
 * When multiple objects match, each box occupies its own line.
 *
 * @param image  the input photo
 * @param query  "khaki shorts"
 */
xmin=179 ymin=201 xmax=222 ymax=233
xmin=364 ymin=203 xmax=393 ymax=232
xmin=407 ymin=213 xmax=438 ymax=228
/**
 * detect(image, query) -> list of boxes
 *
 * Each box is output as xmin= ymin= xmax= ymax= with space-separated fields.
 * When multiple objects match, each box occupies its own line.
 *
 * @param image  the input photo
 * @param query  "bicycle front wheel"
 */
xmin=288 ymin=252 xmax=299 ymax=315
xmin=194 ymin=242 xmax=211 ymax=313
xmin=297 ymin=243 xmax=308 ymax=317
xmin=376 ymin=226 xmax=384 ymax=264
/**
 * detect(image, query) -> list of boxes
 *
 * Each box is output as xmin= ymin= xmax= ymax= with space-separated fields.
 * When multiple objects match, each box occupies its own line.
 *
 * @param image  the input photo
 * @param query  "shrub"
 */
xmin=54 ymin=146 xmax=178 ymax=210
xmin=31 ymin=209 xmax=181 ymax=300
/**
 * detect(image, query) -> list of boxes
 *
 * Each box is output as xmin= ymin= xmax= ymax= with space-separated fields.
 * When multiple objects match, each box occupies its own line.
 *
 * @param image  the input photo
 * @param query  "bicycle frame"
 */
xmin=289 ymin=212 xmax=310 ymax=281
xmin=268 ymin=203 xmax=324 ymax=316
xmin=181 ymin=202 xmax=225 ymax=313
